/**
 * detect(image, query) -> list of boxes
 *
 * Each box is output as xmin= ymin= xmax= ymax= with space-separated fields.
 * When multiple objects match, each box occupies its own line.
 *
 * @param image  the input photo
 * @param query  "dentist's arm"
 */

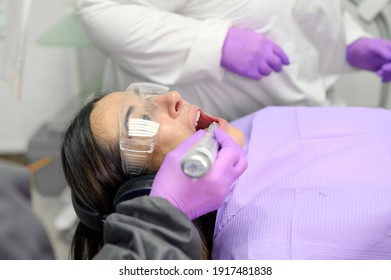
xmin=76 ymin=0 xmax=230 ymax=84
xmin=343 ymin=11 xmax=391 ymax=82
xmin=347 ymin=38 xmax=391 ymax=82
xmin=221 ymin=27 xmax=290 ymax=80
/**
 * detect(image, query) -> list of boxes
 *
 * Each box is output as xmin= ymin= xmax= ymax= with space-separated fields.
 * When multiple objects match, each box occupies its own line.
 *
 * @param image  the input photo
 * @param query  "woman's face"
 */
xmin=90 ymin=91 xmax=244 ymax=171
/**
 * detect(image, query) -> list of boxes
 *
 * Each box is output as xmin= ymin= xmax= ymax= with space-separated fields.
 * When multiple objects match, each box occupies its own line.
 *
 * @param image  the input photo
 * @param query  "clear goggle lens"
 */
xmin=119 ymin=82 xmax=169 ymax=175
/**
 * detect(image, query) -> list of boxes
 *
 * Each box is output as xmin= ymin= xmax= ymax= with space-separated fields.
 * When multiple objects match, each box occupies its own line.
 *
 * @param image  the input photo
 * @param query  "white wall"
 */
xmin=0 ymin=0 xmax=105 ymax=154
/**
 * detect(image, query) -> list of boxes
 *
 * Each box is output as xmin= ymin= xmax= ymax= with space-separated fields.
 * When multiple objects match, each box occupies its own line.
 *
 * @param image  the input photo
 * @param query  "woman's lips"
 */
xmin=216 ymin=117 xmax=228 ymax=130
xmin=190 ymin=105 xmax=228 ymax=131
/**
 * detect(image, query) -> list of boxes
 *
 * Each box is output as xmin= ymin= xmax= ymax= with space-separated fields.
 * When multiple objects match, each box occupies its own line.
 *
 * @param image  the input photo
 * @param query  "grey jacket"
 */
xmin=94 ymin=196 xmax=202 ymax=260
xmin=0 ymin=160 xmax=55 ymax=260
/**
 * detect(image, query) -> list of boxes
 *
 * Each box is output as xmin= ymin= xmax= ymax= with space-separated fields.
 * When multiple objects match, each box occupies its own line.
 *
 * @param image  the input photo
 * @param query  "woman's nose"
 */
xmin=159 ymin=91 xmax=183 ymax=118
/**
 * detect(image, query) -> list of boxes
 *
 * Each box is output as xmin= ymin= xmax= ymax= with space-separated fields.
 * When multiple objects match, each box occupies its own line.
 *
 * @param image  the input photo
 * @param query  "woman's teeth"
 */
xmin=195 ymin=111 xmax=200 ymax=127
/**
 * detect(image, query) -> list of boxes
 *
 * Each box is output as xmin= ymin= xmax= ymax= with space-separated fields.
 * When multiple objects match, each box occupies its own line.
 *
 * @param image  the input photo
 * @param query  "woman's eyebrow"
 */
xmin=124 ymin=105 xmax=135 ymax=131
xmin=141 ymin=114 xmax=151 ymax=120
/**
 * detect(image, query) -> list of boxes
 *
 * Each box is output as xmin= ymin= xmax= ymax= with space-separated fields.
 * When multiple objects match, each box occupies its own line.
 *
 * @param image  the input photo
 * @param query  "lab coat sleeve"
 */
xmin=343 ymin=11 xmax=373 ymax=45
xmin=93 ymin=196 xmax=202 ymax=260
xmin=76 ymin=0 xmax=231 ymax=85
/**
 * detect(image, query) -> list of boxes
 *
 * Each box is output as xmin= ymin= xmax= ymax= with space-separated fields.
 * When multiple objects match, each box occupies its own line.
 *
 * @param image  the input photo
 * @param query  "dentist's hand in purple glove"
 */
xmin=347 ymin=38 xmax=391 ymax=82
xmin=150 ymin=128 xmax=248 ymax=220
xmin=221 ymin=27 xmax=290 ymax=80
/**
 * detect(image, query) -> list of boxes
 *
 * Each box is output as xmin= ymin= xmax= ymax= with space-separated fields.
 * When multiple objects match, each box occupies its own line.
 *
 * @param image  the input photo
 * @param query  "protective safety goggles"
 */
xmin=119 ymin=82 xmax=169 ymax=175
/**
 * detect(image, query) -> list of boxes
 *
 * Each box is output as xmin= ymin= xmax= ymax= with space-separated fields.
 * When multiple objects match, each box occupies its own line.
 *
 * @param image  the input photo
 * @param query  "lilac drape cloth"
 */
xmin=213 ymin=107 xmax=391 ymax=259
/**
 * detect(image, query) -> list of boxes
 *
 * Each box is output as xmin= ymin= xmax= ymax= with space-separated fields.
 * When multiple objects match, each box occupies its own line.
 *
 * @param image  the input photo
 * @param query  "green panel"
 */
xmin=38 ymin=14 xmax=92 ymax=48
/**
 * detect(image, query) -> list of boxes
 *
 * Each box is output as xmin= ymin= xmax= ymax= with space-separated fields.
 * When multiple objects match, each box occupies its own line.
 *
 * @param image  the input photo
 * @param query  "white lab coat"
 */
xmin=77 ymin=0 xmax=371 ymax=120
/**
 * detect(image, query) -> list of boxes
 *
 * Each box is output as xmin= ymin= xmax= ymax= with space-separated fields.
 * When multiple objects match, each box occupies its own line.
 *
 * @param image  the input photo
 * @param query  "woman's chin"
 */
xmin=225 ymin=125 xmax=245 ymax=148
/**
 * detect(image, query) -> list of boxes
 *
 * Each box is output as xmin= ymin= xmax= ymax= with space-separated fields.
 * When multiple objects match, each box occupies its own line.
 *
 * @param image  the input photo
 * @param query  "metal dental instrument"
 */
xmin=181 ymin=122 xmax=219 ymax=178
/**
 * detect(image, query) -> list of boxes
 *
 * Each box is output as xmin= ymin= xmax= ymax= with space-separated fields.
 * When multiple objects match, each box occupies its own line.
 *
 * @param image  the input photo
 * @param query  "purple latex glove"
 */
xmin=378 ymin=63 xmax=391 ymax=82
xmin=347 ymin=38 xmax=391 ymax=82
xmin=221 ymin=27 xmax=290 ymax=80
xmin=150 ymin=128 xmax=248 ymax=220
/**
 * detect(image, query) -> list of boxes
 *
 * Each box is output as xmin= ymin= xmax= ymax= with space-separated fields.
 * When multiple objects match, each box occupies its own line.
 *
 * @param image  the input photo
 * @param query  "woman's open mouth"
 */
xmin=195 ymin=110 xmax=227 ymax=131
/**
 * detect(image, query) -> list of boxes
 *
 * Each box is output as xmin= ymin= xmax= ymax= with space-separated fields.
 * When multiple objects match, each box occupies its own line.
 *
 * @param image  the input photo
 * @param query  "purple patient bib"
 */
xmin=213 ymin=107 xmax=391 ymax=260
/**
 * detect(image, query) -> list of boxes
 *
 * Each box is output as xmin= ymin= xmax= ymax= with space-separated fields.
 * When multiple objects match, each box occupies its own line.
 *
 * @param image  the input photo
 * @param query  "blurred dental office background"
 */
xmin=0 ymin=0 xmax=390 ymax=259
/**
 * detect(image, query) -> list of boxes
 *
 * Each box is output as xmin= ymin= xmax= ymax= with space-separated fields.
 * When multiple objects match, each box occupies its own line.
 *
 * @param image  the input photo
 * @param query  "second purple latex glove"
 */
xmin=221 ymin=27 xmax=290 ymax=80
xmin=347 ymin=38 xmax=391 ymax=82
xmin=150 ymin=128 xmax=248 ymax=220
